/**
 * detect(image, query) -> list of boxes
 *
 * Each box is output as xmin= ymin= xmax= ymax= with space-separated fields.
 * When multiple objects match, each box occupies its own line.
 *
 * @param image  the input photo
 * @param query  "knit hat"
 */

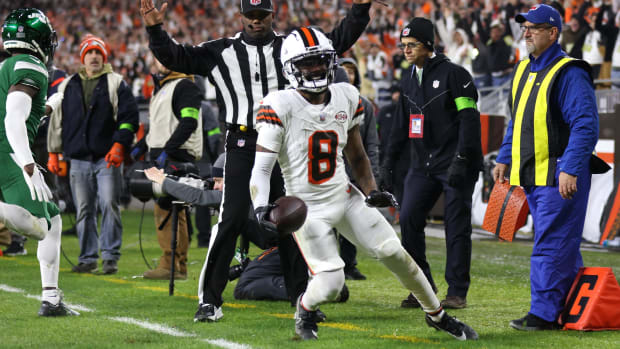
xmin=212 ymin=153 xmax=226 ymax=178
xmin=400 ymin=17 xmax=434 ymax=51
xmin=79 ymin=34 xmax=108 ymax=64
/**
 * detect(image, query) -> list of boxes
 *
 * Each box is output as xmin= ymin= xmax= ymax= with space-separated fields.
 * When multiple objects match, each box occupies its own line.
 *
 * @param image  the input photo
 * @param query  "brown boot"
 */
xmin=143 ymin=267 xmax=187 ymax=280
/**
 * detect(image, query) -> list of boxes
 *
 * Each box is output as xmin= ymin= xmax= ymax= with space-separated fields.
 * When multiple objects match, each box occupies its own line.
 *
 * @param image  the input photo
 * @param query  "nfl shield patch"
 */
xmin=433 ymin=80 xmax=439 ymax=88
xmin=251 ymin=0 xmax=261 ymax=5
xmin=237 ymin=139 xmax=246 ymax=147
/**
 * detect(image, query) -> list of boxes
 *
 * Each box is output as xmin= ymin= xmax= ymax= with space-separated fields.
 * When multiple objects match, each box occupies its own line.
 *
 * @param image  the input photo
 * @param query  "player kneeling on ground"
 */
xmin=249 ymin=27 xmax=477 ymax=341
xmin=0 ymin=8 xmax=78 ymax=316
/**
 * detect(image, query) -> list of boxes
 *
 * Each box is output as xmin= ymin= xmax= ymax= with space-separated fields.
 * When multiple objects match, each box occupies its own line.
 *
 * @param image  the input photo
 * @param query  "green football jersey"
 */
xmin=0 ymin=53 xmax=48 ymax=153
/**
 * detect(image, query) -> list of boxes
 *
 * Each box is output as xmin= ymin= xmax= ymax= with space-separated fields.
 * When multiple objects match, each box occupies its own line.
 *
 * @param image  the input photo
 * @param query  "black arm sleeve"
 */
xmin=112 ymin=80 xmax=139 ymax=147
xmin=164 ymin=79 xmax=203 ymax=155
xmin=326 ymin=3 xmax=371 ymax=55
xmin=448 ymin=66 xmax=482 ymax=159
xmin=146 ymin=24 xmax=220 ymax=76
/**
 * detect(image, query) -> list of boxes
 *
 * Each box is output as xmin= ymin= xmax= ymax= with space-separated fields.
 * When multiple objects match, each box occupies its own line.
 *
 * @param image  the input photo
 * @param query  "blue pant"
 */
xmin=70 ymin=158 xmax=123 ymax=263
xmin=524 ymin=165 xmax=591 ymax=322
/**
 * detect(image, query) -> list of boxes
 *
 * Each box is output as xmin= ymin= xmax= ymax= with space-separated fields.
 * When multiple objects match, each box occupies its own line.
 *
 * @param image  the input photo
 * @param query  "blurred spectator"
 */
xmin=47 ymin=34 xmax=139 ymax=275
xmin=366 ymin=42 xmax=393 ymax=109
xmin=582 ymin=7 xmax=604 ymax=79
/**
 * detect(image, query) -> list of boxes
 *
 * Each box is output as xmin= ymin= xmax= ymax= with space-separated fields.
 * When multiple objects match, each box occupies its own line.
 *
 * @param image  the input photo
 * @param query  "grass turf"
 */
xmin=1 ymin=209 xmax=619 ymax=348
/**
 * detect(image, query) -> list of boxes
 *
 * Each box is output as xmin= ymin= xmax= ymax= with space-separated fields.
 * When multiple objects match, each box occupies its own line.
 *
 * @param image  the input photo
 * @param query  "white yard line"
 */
xmin=0 ymin=284 xmax=252 ymax=349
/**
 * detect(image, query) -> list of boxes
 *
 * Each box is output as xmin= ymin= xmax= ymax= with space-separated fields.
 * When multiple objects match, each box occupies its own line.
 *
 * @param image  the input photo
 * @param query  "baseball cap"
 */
xmin=516 ymin=4 xmax=562 ymax=32
xmin=241 ymin=0 xmax=273 ymax=15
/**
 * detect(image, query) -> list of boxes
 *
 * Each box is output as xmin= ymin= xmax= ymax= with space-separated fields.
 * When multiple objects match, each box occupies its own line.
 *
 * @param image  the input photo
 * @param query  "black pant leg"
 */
xmin=439 ymin=170 xmax=477 ymax=298
xmin=195 ymin=205 xmax=212 ymax=246
xmin=399 ymin=170 xmax=443 ymax=291
xmin=201 ymin=131 xmax=255 ymax=306
xmin=339 ymin=234 xmax=358 ymax=271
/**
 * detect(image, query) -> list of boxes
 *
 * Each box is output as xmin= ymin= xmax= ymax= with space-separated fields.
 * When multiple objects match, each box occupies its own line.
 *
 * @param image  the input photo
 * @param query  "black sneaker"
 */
xmin=401 ymin=293 xmax=421 ymax=308
xmin=425 ymin=313 xmax=478 ymax=341
xmin=510 ymin=313 xmax=561 ymax=331
xmin=337 ymin=284 xmax=349 ymax=303
xmin=71 ymin=262 xmax=97 ymax=273
xmin=38 ymin=299 xmax=80 ymax=317
xmin=344 ymin=267 xmax=367 ymax=280
xmin=102 ymin=260 xmax=118 ymax=274
xmin=315 ymin=309 xmax=326 ymax=323
xmin=294 ymin=296 xmax=318 ymax=340
xmin=2 ymin=239 xmax=27 ymax=256
xmin=194 ymin=303 xmax=223 ymax=322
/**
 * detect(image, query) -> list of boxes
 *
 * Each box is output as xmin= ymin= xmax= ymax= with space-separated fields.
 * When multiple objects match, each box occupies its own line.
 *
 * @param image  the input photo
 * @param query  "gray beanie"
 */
xmin=212 ymin=153 xmax=226 ymax=178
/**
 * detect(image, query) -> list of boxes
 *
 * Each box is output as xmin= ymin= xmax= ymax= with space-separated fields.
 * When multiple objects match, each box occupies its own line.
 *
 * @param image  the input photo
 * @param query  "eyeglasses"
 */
xmin=520 ymin=24 xmax=553 ymax=34
xmin=397 ymin=42 xmax=423 ymax=50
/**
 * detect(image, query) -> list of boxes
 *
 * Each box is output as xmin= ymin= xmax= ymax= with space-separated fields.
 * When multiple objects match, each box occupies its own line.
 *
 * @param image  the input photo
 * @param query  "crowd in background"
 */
xmin=3 ymin=0 xmax=620 ymax=106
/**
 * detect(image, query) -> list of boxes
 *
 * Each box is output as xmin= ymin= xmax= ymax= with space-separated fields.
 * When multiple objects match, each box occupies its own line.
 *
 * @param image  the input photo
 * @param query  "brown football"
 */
xmin=269 ymin=196 xmax=308 ymax=236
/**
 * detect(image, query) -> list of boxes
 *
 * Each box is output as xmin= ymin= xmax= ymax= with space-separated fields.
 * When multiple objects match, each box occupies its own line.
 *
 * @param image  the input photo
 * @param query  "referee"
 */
xmin=140 ymin=0 xmax=374 ymax=322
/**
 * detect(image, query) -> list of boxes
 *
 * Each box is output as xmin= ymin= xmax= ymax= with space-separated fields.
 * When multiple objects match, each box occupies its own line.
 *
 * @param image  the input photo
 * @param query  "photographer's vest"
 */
xmin=146 ymin=78 xmax=203 ymax=160
xmin=508 ymin=56 xmax=590 ymax=186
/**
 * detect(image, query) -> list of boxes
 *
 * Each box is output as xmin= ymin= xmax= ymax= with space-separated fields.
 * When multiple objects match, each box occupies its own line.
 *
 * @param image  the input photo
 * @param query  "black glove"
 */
xmin=447 ymin=154 xmax=469 ymax=187
xmin=254 ymin=204 xmax=279 ymax=245
xmin=365 ymin=190 xmax=400 ymax=209
xmin=378 ymin=166 xmax=393 ymax=192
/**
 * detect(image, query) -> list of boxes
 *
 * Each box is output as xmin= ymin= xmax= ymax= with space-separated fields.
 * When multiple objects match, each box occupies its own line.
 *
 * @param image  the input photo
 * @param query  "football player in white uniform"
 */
xmin=249 ymin=27 xmax=478 ymax=341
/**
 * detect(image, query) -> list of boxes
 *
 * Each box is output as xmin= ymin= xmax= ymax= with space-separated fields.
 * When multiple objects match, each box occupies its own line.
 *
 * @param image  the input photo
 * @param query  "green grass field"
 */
xmin=1 ymin=210 xmax=619 ymax=348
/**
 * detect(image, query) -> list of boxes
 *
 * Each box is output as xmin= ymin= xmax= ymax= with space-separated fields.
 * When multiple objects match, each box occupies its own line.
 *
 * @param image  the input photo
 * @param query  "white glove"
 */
xmin=10 ymin=154 xmax=52 ymax=202
xmin=46 ymin=92 xmax=64 ymax=112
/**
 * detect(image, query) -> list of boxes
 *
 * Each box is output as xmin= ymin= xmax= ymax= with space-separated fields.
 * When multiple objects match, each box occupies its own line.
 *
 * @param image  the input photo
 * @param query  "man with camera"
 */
xmin=137 ymin=56 xmax=203 ymax=280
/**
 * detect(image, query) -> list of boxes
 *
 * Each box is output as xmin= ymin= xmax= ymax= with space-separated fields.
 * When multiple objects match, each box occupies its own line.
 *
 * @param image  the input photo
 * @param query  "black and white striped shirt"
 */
xmin=146 ymin=3 xmax=370 ymax=129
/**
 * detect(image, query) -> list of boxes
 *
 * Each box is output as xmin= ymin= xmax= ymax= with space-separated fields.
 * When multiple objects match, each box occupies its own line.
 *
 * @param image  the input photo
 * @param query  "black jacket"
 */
xmin=384 ymin=53 xmax=482 ymax=174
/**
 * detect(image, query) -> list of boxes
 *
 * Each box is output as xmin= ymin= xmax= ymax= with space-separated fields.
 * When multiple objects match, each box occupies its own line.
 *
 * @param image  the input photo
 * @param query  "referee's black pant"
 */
xmin=399 ymin=169 xmax=477 ymax=298
xmin=200 ymin=128 xmax=308 ymax=307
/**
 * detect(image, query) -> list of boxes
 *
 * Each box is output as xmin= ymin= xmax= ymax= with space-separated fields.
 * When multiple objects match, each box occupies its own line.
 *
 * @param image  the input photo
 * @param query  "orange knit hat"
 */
xmin=79 ymin=34 xmax=108 ymax=64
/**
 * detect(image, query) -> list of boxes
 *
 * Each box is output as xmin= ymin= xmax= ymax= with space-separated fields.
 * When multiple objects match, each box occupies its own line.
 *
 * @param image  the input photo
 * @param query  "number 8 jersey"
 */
xmin=256 ymin=83 xmax=364 ymax=203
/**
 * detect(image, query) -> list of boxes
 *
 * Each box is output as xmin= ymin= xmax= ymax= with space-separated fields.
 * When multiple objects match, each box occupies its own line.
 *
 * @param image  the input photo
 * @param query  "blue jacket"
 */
xmin=59 ymin=70 xmax=138 ymax=160
xmin=496 ymin=42 xmax=599 ymax=177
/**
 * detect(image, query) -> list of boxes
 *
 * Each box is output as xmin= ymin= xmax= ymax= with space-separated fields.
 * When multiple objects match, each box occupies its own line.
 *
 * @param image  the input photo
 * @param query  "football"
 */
xmin=269 ymin=196 xmax=308 ymax=236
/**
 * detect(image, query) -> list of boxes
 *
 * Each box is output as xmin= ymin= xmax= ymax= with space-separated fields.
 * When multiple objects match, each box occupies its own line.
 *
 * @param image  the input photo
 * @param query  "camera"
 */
xmin=127 ymin=160 xmax=205 ymax=203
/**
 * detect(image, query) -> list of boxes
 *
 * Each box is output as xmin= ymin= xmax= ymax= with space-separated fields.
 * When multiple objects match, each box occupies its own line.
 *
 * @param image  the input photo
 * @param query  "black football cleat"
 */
xmin=294 ymin=296 xmax=318 ymax=340
xmin=425 ymin=313 xmax=478 ymax=341
xmin=38 ymin=301 xmax=80 ymax=317
xmin=510 ymin=314 xmax=561 ymax=331
xmin=194 ymin=303 xmax=223 ymax=322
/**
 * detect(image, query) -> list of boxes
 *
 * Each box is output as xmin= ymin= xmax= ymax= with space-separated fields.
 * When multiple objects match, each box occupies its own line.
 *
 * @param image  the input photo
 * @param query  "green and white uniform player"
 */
xmin=0 ymin=7 xmax=78 ymax=317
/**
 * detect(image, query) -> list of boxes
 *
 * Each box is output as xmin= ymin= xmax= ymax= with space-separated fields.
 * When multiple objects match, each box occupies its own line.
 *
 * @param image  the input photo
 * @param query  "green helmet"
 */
xmin=2 ymin=8 xmax=57 ymax=64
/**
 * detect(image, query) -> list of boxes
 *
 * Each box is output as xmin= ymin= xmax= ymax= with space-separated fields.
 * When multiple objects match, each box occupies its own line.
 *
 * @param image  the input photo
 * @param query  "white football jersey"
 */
xmin=256 ymin=83 xmax=363 ymax=203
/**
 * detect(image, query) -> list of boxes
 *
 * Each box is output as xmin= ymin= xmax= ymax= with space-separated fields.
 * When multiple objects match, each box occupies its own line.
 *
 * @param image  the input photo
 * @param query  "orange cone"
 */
xmin=560 ymin=267 xmax=620 ymax=330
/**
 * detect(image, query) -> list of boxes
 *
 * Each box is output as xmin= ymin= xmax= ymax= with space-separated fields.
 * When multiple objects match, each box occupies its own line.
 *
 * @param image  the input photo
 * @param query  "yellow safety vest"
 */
xmin=508 ymin=56 xmax=590 ymax=186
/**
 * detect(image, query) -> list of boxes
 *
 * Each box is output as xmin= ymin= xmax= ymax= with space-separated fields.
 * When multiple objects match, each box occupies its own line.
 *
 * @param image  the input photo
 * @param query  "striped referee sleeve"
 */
xmin=256 ymin=105 xmax=283 ymax=127
xmin=353 ymin=97 xmax=364 ymax=119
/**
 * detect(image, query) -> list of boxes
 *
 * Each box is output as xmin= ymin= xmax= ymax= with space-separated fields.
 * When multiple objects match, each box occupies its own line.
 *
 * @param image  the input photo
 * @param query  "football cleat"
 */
xmin=194 ymin=303 xmax=223 ymax=322
xmin=425 ymin=313 xmax=478 ymax=341
xmin=38 ymin=301 xmax=80 ymax=317
xmin=294 ymin=296 xmax=318 ymax=340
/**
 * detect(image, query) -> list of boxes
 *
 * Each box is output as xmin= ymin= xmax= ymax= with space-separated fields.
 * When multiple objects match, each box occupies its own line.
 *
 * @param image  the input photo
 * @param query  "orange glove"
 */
xmin=47 ymin=152 xmax=61 ymax=175
xmin=105 ymin=142 xmax=125 ymax=168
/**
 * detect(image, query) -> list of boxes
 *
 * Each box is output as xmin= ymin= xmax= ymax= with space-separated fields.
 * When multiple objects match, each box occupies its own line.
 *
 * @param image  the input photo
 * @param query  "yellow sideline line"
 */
xmin=6 ymin=258 xmax=437 ymax=344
